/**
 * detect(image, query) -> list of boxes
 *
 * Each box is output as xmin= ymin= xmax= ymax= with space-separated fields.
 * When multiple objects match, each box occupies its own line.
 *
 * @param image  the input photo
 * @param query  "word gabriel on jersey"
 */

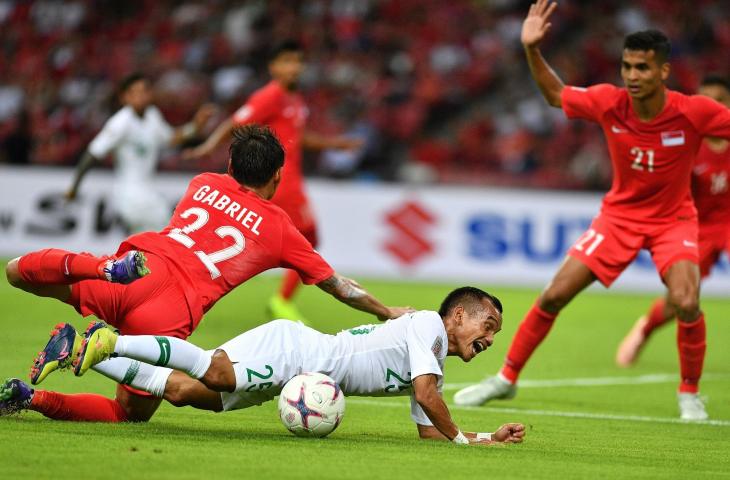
xmin=192 ymin=185 xmax=263 ymax=235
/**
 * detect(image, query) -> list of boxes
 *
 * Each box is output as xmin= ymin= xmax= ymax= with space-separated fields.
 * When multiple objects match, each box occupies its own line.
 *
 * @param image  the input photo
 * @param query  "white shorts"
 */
xmin=218 ymin=320 xmax=305 ymax=411
xmin=114 ymin=187 xmax=170 ymax=233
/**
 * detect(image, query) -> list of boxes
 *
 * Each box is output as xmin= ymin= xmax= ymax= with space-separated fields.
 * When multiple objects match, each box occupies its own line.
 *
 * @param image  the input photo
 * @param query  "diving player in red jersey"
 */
xmin=2 ymin=125 xmax=409 ymax=422
xmin=453 ymin=0 xmax=730 ymax=420
xmin=616 ymin=75 xmax=730 ymax=367
xmin=187 ymin=40 xmax=362 ymax=323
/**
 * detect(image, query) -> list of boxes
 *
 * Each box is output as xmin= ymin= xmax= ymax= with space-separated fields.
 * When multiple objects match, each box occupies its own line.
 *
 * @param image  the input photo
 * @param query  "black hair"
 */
xmin=118 ymin=72 xmax=149 ymax=96
xmin=438 ymin=286 xmax=503 ymax=318
xmin=623 ymin=29 xmax=671 ymax=63
xmin=700 ymin=75 xmax=730 ymax=93
xmin=268 ymin=39 xmax=303 ymax=63
xmin=228 ymin=125 xmax=285 ymax=187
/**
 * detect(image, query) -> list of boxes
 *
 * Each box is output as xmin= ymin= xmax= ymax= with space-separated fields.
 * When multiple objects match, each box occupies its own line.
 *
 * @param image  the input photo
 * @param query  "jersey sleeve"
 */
xmin=232 ymin=86 xmax=283 ymax=125
xmin=279 ymin=219 xmax=334 ymax=284
xmin=561 ymin=83 xmax=619 ymax=122
xmin=88 ymin=111 xmax=128 ymax=158
xmin=406 ymin=312 xmax=446 ymax=380
xmin=149 ymin=106 xmax=174 ymax=145
xmin=683 ymin=95 xmax=730 ymax=139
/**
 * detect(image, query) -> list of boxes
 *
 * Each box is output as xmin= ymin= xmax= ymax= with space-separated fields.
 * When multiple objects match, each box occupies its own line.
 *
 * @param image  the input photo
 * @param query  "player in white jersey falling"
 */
xmin=66 ymin=73 xmax=214 ymax=232
xmin=26 ymin=287 xmax=525 ymax=445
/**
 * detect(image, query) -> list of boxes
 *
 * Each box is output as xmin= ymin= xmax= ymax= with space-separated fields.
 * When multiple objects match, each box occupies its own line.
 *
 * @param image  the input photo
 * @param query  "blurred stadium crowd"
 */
xmin=0 ymin=0 xmax=729 ymax=189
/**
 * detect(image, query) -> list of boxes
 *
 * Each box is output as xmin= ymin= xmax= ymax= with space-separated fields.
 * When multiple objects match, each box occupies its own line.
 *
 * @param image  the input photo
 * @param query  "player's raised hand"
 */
xmin=493 ymin=423 xmax=526 ymax=443
xmin=521 ymin=0 xmax=557 ymax=48
xmin=193 ymin=103 xmax=217 ymax=131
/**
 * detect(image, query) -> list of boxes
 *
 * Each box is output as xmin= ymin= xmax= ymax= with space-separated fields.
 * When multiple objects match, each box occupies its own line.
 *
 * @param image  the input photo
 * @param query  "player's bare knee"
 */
xmin=668 ymin=290 xmax=699 ymax=320
xmin=5 ymin=257 xmax=23 ymax=288
xmin=538 ymin=288 xmax=568 ymax=313
xmin=164 ymin=383 xmax=191 ymax=408
xmin=201 ymin=351 xmax=236 ymax=393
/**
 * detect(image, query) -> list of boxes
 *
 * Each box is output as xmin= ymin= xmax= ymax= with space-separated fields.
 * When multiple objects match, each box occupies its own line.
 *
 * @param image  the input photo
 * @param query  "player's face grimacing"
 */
xmin=449 ymin=300 xmax=503 ymax=362
xmin=122 ymin=79 xmax=153 ymax=114
xmin=620 ymin=49 xmax=669 ymax=100
xmin=270 ymin=51 xmax=304 ymax=91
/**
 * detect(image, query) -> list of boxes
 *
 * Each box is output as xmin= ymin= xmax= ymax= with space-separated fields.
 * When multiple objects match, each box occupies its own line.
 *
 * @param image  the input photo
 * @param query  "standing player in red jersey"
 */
xmin=454 ymin=0 xmax=730 ymax=420
xmin=1 ymin=125 xmax=409 ymax=422
xmin=187 ymin=40 xmax=362 ymax=323
xmin=616 ymin=75 xmax=730 ymax=367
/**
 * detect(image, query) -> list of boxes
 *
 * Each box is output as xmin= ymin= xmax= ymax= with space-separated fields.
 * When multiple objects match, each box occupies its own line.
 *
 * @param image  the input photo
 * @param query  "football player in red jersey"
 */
xmin=187 ymin=40 xmax=361 ymax=323
xmin=3 ymin=125 xmax=409 ymax=422
xmin=454 ymin=0 xmax=730 ymax=420
xmin=616 ymin=75 xmax=730 ymax=367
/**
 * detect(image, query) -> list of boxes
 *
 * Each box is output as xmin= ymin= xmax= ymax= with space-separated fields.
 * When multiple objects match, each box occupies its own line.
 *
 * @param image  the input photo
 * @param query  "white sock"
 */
xmin=93 ymin=357 xmax=172 ymax=397
xmin=114 ymin=335 xmax=211 ymax=379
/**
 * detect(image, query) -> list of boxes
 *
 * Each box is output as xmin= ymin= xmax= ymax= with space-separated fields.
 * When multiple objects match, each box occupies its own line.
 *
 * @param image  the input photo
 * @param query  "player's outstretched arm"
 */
xmin=522 ymin=0 xmax=564 ymax=107
xmin=316 ymin=273 xmax=411 ymax=321
xmin=413 ymin=375 xmax=526 ymax=445
xmin=170 ymin=103 xmax=216 ymax=147
xmin=302 ymin=131 xmax=364 ymax=152
xmin=183 ymin=117 xmax=235 ymax=160
xmin=66 ymin=151 xmax=100 ymax=200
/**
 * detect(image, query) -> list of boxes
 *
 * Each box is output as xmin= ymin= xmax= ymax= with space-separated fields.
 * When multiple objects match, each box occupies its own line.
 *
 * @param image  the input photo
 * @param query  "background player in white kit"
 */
xmin=39 ymin=287 xmax=525 ymax=445
xmin=66 ymin=73 xmax=214 ymax=233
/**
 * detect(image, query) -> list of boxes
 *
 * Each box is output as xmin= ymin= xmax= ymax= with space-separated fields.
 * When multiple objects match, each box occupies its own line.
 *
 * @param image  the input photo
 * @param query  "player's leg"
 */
xmin=162 ymin=371 xmax=223 ymax=411
xmin=455 ymin=216 xmax=641 ymax=406
xmin=615 ymin=295 xmax=674 ymax=367
xmin=269 ymin=206 xmax=318 ymax=322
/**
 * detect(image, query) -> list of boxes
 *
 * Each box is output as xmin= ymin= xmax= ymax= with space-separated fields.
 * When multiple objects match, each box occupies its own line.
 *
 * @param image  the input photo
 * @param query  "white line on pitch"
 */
xmin=347 ymin=398 xmax=730 ymax=427
xmin=442 ymin=373 xmax=730 ymax=391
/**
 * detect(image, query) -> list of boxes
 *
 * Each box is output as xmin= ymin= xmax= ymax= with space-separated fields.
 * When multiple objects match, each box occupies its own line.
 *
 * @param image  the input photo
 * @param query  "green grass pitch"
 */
xmin=1 ymin=263 xmax=729 ymax=479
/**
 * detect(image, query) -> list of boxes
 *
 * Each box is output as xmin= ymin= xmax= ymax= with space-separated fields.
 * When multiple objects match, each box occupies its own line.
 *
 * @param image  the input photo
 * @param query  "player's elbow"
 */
xmin=547 ymin=89 xmax=563 ymax=108
xmin=5 ymin=257 xmax=23 ymax=288
xmin=413 ymin=388 xmax=437 ymax=407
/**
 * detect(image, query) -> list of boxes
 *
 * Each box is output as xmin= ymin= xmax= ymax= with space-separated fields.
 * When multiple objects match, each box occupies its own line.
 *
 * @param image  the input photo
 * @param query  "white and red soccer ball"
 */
xmin=278 ymin=372 xmax=345 ymax=438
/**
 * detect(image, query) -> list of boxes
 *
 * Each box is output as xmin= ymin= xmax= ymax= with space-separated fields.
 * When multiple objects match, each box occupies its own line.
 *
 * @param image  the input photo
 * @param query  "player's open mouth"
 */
xmin=472 ymin=340 xmax=486 ymax=355
xmin=628 ymin=85 xmax=641 ymax=93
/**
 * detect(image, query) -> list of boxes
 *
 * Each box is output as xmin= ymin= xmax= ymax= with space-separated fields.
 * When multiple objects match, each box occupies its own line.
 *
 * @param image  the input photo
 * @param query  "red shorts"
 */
xmin=698 ymin=222 xmax=730 ymax=278
xmin=66 ymin=251 xmax=196 ymax=339
xmin=568 ymin=214 xmax=699 ymax=287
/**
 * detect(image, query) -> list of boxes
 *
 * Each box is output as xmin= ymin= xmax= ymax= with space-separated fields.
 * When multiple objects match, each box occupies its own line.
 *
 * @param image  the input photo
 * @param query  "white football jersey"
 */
xmin=218 ymin=312 xmax=448 ymax=426
xmin=88 ymin=105 xmax=173 ymax=188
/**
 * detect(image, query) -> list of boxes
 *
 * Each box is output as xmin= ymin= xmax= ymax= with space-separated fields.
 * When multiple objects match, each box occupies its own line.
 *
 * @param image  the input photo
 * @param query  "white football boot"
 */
xmin=677 ymin=392 xmax=708 ymax=421
xmin=453 ymin=373 xmax=517 ymax=406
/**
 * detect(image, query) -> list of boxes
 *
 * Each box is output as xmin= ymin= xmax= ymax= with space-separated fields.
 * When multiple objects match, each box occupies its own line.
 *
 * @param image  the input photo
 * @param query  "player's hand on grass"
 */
xmin=521 ymin=0 xmax=557 ymax=48
xmin=379 ymin=306 xmax=415 ymax=321
xmin=493 ymin=423 xmax=526 ymax=443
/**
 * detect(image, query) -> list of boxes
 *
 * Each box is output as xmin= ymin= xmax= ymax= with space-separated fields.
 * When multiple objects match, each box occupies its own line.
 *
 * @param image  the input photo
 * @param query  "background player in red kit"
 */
xmin=3 ymin=125 xmax=410 ymax=422
xmin=187 ymin=40 xmax=362 ymax=323
xmin=616 ymin=75 xmax=730 ymax=367
xmin=454 ymin=0 xmax=730 ymax=420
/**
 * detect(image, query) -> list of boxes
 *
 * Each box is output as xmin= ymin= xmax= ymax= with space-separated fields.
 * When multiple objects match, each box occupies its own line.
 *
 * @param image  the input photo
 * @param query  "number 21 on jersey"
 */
xmin=167 ymin=207 xmax=245 ymax=279
xmin=630 ymin=147 xmax=654 ymax=172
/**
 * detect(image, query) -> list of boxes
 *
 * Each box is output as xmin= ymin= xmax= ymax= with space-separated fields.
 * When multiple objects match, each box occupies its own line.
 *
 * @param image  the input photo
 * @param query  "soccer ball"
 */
xmin=278 ymin=372 xmax=345 ymax=438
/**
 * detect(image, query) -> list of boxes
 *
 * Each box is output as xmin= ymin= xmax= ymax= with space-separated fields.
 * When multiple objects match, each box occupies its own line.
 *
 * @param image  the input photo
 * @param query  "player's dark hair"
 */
xmin=228 ymin=124 xmax=285 ymax=187
xmin=623 ymin=29 xmax=671 ymax=63
xmin=438 ymin=286 xmax=503 ymax=318
xmin=118 ymin=72 xmax=149 ymax=95
xmin=268 ymin=39 xmax=303 ymax=63
xmin=700 ymin=75 xmax=730 ymax=93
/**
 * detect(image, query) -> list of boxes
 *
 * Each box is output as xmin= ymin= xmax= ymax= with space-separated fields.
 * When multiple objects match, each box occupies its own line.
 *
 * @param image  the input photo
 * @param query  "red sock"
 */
xmin=677 ymin=314 xmax=706 ymax=394
xmin=280 ymin=269 xmax=302 ymax=300
xmin=30 ymin=390 xmax=128 ymax=422
xmin=501 ymin=302 xmax=558 ymax=383
xmin=18 ymin=249 xmax=107 ymax=284
xmin=642 ymin=298 xmax=672 ymax=338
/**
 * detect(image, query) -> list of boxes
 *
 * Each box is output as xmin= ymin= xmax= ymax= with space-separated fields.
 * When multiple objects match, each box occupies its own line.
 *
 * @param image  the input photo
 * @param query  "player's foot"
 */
xmin=453 ymin=374 xmax=517 ymax=406
xmin=103 ymin=250 xmax=150 ymax=284
xmin=678 ymin=392 xmax=708 ymax=421
xmin=30 ymin=323 xmax=83 ymax=385
xmin=0 ymin=378 xmax=34 ymax=415
xmin=267 ymin=295 xmax=309 ymax=324
xmin=615 ymin=315 xmax=649 ymax=367
xmin=73 ymin=321 xmax=119 ymax=377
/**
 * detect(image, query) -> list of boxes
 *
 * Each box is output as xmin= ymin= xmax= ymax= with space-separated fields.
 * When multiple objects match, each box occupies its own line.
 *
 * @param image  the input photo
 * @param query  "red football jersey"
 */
xmin=232 ymin=80 xmax=309 ymax=207
xmin=121 ymin=173 xmax=333 ymax=319
xmin=692 ymin=141 xmax=730 ymax=226
xmin=562 ymin=84 xmax=730 ymax=222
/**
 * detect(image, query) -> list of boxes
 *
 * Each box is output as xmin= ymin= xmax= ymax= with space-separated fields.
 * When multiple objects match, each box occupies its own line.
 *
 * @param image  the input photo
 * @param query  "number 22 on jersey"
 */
xmin=167 ymin=207 xmax=245 ymax=279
